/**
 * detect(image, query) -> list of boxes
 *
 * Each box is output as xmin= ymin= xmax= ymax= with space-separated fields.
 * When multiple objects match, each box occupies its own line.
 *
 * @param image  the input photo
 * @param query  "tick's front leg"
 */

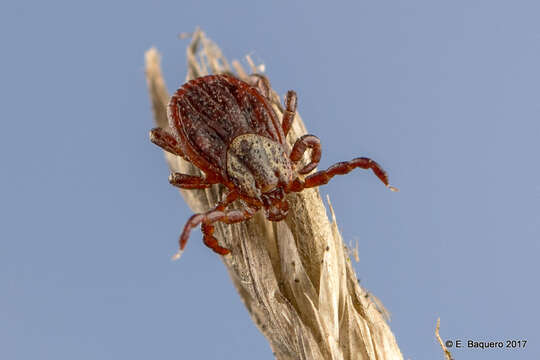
xmin=201 ymin=222 xmax=230 ymax=255
xmin=173 ymin=205 xmax=256 ymax=259
xmin=290 ymin=134 xmax=322 ymax=174
xmin=288 ymin=157 xmax=398 ymax=192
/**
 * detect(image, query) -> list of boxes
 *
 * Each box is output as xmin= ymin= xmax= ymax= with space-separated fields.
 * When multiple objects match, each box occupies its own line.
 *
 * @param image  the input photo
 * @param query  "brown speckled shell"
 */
xmin=167 ymin=74 xmax=286 ymax=185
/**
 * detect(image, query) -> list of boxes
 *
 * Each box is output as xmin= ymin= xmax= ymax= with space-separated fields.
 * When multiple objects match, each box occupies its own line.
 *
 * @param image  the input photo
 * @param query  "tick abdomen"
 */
xmin=226 ymin=134 xmax=293 ymax=198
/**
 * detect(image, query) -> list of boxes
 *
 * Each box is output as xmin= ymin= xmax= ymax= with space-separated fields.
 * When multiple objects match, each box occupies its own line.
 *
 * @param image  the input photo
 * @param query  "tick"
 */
xmin=150 ymin=74 xmax=397 ymax=259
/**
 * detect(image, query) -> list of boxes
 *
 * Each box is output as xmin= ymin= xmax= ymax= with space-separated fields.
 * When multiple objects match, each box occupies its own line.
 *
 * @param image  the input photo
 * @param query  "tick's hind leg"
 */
xmin=281 ymin=91 xmax=297 ymax=137
xmin=247 ymin=74 xmax=273 ymax=100
xmin=151 ymin=127 xmax=220 ymax=189
xmin=246 ymin=74 xmax=297 ymax=137
xmin=149 ymin=127 xmax=184 ymax=157
xmin=290 ymin=134 xmax=322 ymax=174
xmin=289 ymin=157 xmax=398 ymax=192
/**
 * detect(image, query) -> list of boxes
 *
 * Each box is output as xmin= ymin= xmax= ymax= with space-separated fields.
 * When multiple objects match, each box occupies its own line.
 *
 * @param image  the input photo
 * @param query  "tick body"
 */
xmin=150 ymin=74 xmax=396 ymax=259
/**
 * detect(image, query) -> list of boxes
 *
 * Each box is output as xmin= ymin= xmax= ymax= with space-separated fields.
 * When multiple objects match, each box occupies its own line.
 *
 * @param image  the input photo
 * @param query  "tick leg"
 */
xmin=290 ymin=134 xmax=322 ymax=174
xmin=287 ymin=157 xmax=398 ymax=192
xmin=149 ymin=127 xmax=184 ymax=157
xmin=168 ymin=173 xmax=217 ymax=189
xmin=173 ymin=205 xmax=256 ymax=259
xmin=201 ymin=222 xmax=230 ymax=255
xmin=246 ymin=74 xmax=297 ymax=137
xmin=247 ymin=74 xmax=272 ymax=100
xmin=281 ymin=90 xmax=297 ymax=137
xmin=172 ymin=191 xmax=241 ymax=258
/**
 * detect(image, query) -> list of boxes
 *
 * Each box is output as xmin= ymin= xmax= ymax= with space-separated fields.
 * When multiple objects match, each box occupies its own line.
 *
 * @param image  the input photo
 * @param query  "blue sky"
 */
xmin=1 ymin=1 xmax=539 ymax=359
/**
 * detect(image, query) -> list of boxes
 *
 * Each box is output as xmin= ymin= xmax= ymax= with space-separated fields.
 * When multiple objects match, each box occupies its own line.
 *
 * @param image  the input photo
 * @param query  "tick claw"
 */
xmin=171 ymin=249 xmax=184 ymax=261
xmin=388 ymin=185 xmax=399 ymax=192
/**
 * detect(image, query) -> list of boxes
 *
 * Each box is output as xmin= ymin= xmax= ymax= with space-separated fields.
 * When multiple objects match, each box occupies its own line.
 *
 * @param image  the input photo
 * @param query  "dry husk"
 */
xmin=145 ymin=28 xmax=403 ymax=360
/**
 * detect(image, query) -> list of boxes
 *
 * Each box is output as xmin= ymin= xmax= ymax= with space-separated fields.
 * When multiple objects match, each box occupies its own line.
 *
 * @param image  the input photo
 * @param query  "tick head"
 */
xmin=261 ymin=187 xmax=289 ymax=221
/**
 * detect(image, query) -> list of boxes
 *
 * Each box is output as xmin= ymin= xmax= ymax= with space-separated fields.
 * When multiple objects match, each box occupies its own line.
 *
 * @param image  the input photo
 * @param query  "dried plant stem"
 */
xmin=435 ymin=318 xmax=454 ymax=360
xmin=145 ymin=28 xmax=403 ymax=360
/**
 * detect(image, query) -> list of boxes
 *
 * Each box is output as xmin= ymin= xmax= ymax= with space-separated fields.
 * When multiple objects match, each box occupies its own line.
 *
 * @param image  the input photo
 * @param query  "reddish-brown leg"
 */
xmin=172 ymin=191 xmax=249 ymax=258
xmin=281 ymin=90 xmax=297 ymax=137
xmin=247 ymin=74 xmax=272 ymax=100
xmin=200 ymin=191 xmax=240 ymax=253
xmin=201 ymin=223 xmax=229 ymax=255
xmin=287 ymin=157 xmax=398 ymax=192
xmin=149 ymin=127 xmax=184 ymax=157
xmin=290 ymin=134 xmax=322 ymax=174
xmin=173 ymin=205 xmax=257 ymax=259
xmin=246 ymin=74 xmax=297 ymax=137
xmin=151 ymin=128 xmax=219 ymax=189
xmin=168 ymin=173 xmax=216 ymax=189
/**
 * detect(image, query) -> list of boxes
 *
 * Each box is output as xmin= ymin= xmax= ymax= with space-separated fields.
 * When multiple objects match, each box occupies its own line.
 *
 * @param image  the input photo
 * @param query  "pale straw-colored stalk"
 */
xmin=145 ymin=28 xmax=403 ymax=360
xmin=435 ymin=319 xmax=454 ymax=360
